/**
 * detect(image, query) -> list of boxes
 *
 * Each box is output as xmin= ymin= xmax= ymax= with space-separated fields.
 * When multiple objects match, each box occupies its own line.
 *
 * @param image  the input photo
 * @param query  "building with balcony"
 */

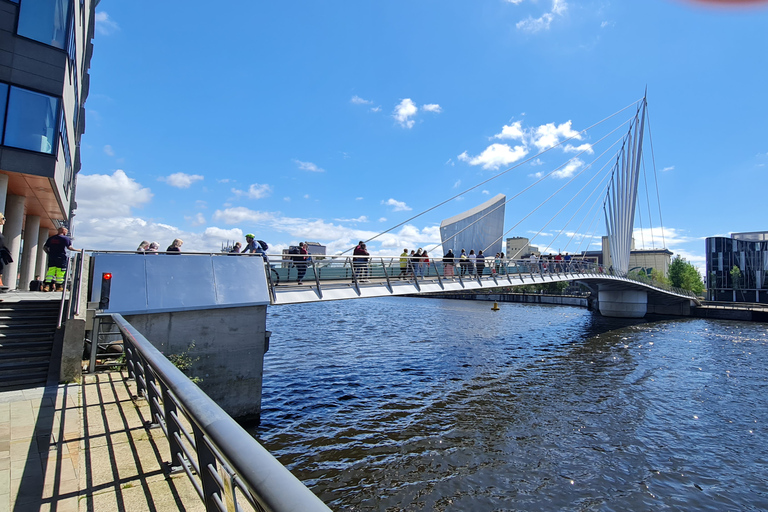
xmin=706 ymin=231 xmax=768 ymax=303
xmin=0 ymin=0 xmax=95 ymax=289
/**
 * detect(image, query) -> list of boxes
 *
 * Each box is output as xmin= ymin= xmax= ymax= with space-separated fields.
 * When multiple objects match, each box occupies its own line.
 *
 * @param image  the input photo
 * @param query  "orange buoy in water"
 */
xmin=491 ymin=302 xmax=500 ymax=311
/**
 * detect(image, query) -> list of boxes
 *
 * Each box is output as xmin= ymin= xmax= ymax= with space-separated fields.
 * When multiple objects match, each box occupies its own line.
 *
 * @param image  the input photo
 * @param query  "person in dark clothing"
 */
xmin=166 ymin=239 xmax=183 ymax=253
xmin=476 ymin=250 xmax=486 ymax=276
xmin=443 ymin=249 xmax=455 ymax=277
xmin=0 ymin=213 xmax=8 ymax=287
xmin=44 ymin=227 xmax=76 ymax=292
xmin=29 ymin=275 xmax=44 ymax=291
xmin=353 ymin=241 xmax=369 ymax=281
xmin=295 ymin=242 xmax=309 ymax=284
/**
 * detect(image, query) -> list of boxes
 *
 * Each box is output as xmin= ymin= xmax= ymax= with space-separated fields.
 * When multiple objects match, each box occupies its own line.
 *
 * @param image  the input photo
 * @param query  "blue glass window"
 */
xmin=59 ymin=115 xmax=72 ymax=197
xmin=17 ymin=0 xmax=72 ymax=50
xmin=4 ymin=87 xmax=60 ymax=154
xmin=0 ymin=84 xmax=8 ymax=143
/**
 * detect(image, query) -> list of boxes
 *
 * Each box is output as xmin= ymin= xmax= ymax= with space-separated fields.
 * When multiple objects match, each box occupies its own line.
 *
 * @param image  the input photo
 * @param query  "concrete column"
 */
xmin=19 ymin=215 xmax=41 ymax=290
xmin=124 ymin=305 xmax=268 ymax=423
xmin=0 ymin=174 xmax=8 ymax=234
xmin=598 ymin=287 xmax=647 ymax=318
xmin=36 ymin=227 xmax=50 ymax=282
xmin=2 ymin=195 xmax=25 ymax=290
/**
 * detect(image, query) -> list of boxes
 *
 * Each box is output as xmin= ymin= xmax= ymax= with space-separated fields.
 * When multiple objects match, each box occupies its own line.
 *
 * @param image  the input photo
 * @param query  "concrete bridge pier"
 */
xmin=597 ymin=287 xmax=648 ymax=318
xmin=124 ymin=306 xmax=269 ymax=424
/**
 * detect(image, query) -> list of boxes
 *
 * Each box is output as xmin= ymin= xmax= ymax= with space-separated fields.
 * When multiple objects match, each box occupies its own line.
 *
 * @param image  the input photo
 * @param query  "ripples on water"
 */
xmin=251 ymin=297 xmax=768 ymax=511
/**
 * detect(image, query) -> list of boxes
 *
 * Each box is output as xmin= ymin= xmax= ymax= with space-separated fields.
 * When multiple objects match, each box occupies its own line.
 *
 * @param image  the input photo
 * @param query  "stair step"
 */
xmin=0 ymin=340 xmax=54 ymax=350
xmin=0 ymin=371 xmax=48 ymax=387
xmin=0 ymin=360 xmax=50 ymax=371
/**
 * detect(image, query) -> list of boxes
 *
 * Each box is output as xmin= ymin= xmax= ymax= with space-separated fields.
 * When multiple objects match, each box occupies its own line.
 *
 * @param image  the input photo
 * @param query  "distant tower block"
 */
xmin=440 ymin=194 xmax=505 ymax=256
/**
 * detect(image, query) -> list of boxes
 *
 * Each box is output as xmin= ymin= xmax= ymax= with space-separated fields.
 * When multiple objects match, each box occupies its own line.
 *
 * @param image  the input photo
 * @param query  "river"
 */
xmin=252 ymin=296 xmax=768 ymax=511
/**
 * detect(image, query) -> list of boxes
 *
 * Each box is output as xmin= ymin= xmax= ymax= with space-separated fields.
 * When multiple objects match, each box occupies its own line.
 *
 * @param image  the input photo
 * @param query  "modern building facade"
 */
xmin=706 ymin=231 xmax=768 ymax=303
xmin=440 ymin=194 xmax=505 ymax=257
xmin=505 ymin=236 xmax=539 ymax=259
xmin=0 ymin=0 xmax=95 ymax=289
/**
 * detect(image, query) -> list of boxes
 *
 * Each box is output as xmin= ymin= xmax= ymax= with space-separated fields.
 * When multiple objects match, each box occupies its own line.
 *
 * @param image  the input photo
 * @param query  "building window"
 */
xmin=17 ymin=0 xmax=72 ymax=50
xmin=4 ymin=86 xmax=60 ymax=154
xmin=0 ymin=84 xmax=7 ymax=142
xmin=59 ymin=114 xmax=72 ymax=197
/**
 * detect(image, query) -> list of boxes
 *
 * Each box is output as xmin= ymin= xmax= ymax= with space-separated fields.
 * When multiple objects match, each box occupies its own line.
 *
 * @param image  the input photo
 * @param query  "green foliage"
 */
xmin=730 ymin=265 xmax=742 ymax=290
xmin=651 ymin=268 xmax=669 ymax=286
xmin=668 ymin=255 xmax=705 ymax=295
xmin=167 ymin=342 xmax=203 ymax=384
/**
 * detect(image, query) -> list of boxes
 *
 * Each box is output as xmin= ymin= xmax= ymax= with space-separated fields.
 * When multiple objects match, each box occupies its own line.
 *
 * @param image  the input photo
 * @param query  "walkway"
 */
xmin=1 ymin=372 xmax=203 ymax=511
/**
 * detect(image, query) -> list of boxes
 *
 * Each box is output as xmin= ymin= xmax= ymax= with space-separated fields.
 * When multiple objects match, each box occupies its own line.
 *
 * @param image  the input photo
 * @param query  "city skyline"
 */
xmin=76 ymin=1 xmax=768 ymax=271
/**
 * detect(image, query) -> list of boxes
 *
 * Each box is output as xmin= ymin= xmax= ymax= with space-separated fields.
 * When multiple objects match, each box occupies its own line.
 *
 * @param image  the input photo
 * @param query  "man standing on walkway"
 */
xmin=43 ymin=227 xmax=76 ymax=292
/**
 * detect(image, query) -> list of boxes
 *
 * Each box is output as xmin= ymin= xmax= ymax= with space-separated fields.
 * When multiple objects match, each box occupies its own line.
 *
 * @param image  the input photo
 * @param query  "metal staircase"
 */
xmin=0 ymin=300 xmax=60 ymax=389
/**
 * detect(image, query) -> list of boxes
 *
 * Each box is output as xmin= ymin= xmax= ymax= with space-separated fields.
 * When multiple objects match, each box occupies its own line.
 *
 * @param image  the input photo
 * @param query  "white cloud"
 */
xmin=355 ymin=197 xmax=364 ymax=201
xmin=379 ymin=217 xmax=387 ymax=222
xmin=351 ymin=95 xmax=373 ymax=105
xmin=334 ymin=216 xmax=368 ymax=223
xmin=482 ymin=190 xmax=490 ymax=195
xmin=212 ymin=207 xmax=274 ymax=225
xmin=231 ymin=183 xmax=272 ymax=199
xmin=505 ymin=0 xmax=524 ymax=4
xmin=552 ymin=158 xmax=583 ymax=179
xmin=381 ymin=198 xmax=412 ymax=212
xmin=494 ymin=121 xmax=525 ymax=141
xmin=422 ymin=104 xmax=442 ymax=113
xmin=103 ymin=145 xmax=114 ymax=156
xmin=185 ymin=212 xmax=206 ymax=226
xmin=76 ymin=170 xmax=152 ymax=218
xmin=564 ymin=143 xmax=594 ymax=154
xmin=516 ymin=0 xmax=568 ymax=33
xmin=95 ymin=11 xmax=119 ymax=36
xmin=458 ymin=143 xmax=529 ymax=170
xmin=159 ymin=172 xmax=204 ymax=189
xmin=453 ymin=180 xmax=461 ymax=188
xmin=533 ymin=121 xmax=581 ymax=151
xmin=394 ymin=99 xmax=418 ymax=128
xmin=370 ymin=106 xmax=382 ymax=113
xmin=662 ymin=166 xmax=675 ymax=172
xmin=294 ymin=160 xmax=325 ymax=173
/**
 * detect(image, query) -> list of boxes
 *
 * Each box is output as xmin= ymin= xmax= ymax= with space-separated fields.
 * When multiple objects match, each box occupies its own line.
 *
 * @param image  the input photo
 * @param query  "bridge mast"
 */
xmin=604 ymin=95 xmax=647 ymax=275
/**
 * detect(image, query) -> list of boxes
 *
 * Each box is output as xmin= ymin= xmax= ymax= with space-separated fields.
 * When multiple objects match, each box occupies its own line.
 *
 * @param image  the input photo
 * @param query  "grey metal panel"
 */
xmin=211 ymin=255 xmax=270 ymax=305
xmin=89 ymin=253 xmax=271 ymax=315
xmin=146 ymin=255 xmax=217 ymax=311
xmin=0 ymin=149 xmax=56 ymax=178
xmin=90 ymin=254 xmax=148 ymax=311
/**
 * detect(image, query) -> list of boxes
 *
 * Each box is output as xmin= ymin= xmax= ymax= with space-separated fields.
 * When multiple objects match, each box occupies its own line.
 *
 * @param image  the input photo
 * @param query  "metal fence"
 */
xmin=102 ymin=313 xmax=331 ymax=512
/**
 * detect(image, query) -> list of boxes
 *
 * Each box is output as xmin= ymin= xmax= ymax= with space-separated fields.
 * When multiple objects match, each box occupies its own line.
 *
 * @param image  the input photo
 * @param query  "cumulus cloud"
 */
xmin=533 ymin=121 xmax=581 ymax=151
xmin=494 ymin=121 xmax=525 ymax=141
xmin=458 ymin=143 xmax=529 ymax=171
xmin=516 ymin=0 xmax=568 ymax=33
xmin=334 ymin=216 xmax=369 ymax=223
xmin=381 ymin=198 xmax=412 ymax=212
xmin=95 ymin=11 xmax=119 ymax=36
xmin=662 ymin=166 xmax=675 ymax=172
xmin=294 ymin=160 xmax=325 ymax=173
xmin=552 ymin=158 xmax=583 ymax=179
xmin=76 ymin=170 xmax=152 ymax=218
xmin=231 ymin=183 xmax=272 ymax=199
xmin=563 ymin=143 xmax=594 ymax=154
xmin=185 ymin=212 xmax=206 ymax=226
xmin=394 ymin=99 xmax=418 ymax=128
xmin=422 ymin=104 xmax=442 ymax=113
xmin=159 ymin=172 xmax=204 ymax=188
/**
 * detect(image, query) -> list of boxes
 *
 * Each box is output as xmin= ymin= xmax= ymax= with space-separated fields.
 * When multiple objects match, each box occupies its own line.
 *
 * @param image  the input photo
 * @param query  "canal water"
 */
xmin=254 ymin=297 xmax=768 ymax=511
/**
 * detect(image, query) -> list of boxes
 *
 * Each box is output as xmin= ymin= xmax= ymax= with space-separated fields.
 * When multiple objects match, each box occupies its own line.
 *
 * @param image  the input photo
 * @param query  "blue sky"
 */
xmin=75 ymin=0 xmax=768 ymax=270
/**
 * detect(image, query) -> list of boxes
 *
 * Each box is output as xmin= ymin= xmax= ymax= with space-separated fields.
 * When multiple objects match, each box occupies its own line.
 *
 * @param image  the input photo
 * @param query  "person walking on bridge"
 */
xmin=399 ymin=249 xmax=409 ymax=279
xmin=443 ymin=249 xmax=455 ymax=278
xmin=295 ymin=242 xmax=309 ymax=285
xmin=43 ymin=227 xmax=76 ymax=292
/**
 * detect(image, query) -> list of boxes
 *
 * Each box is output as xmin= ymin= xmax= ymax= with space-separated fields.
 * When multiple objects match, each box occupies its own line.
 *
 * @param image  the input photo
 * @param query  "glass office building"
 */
xmin=705 ymin=232 xmax=768 ymax=303
xmin=0 ymin=0 xmax=96 ymax=289
xmin=440 ymin=194 xmax=505 ymax=257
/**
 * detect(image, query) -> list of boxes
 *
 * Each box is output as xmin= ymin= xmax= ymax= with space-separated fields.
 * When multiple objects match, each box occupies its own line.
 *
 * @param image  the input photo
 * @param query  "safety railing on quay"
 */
xmin=57 ymin=249 xmax=86 ymax=329
xmin=100 ymin=312 xmax=331 ymax=512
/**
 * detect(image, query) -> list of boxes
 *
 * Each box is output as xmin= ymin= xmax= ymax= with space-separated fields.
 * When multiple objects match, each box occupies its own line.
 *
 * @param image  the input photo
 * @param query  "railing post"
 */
xmin=160 ymin=382 xmax=185 ymax=471
xmin=192 ymin=423 xmax=219 ymax=512
xmin=145 ymin=366 xmax=162 ymax=427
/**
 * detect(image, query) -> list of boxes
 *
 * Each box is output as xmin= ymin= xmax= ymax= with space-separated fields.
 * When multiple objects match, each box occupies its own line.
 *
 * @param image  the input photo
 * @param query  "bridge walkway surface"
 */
xmin=1 ymin=371 xmax=204 ymax=512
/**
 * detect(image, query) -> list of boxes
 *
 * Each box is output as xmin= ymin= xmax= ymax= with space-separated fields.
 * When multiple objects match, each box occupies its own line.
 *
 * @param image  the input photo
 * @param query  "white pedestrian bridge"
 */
xmin=89 ymin=252 xmax=700 ymax=319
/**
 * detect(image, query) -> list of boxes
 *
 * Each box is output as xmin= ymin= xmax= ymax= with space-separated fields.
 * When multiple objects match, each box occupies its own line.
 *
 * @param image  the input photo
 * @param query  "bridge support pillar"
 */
xmin=124 ymin=305 xmax=268 ymax=424
xmin=598 ymin=288 xmax=647 ymax=318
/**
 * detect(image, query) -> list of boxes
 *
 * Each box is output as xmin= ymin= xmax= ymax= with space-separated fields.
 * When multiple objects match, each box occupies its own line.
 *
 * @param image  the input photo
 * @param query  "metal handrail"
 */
xmin=109 ymin=313 xmax=331 ymax=512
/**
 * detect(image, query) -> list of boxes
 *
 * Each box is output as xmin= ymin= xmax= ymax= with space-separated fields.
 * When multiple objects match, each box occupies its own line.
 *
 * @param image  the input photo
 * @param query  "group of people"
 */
xmin=136 ymin=239 xmax=183 ymax=253
xmin=396 ymin=248 xmax=507 ymax=279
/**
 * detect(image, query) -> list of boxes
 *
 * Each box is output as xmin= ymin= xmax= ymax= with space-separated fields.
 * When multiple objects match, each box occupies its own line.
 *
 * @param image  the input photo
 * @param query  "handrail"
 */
xmin=56 ymin=253 xmax=75 ymax=329
xmin=109 ymin=313 xmax=331 ymax=512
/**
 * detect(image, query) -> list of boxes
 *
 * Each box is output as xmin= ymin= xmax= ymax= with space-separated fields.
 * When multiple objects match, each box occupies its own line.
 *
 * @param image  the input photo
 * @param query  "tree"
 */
xmin=667 ymin=255 xmax=705 ymax=295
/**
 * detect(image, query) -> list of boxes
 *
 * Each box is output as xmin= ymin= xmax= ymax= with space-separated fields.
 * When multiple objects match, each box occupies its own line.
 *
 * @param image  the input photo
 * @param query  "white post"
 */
xmin=19 ymin=215 xmax=41 ymax=290
xmin=36 ymin=227 xmax=50 ymax=283
xmin=2 ymin=195 xmax=26 ymax=290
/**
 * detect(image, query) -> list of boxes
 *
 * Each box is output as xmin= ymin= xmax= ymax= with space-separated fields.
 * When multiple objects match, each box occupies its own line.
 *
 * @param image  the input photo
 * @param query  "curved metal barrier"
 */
xmin=107 ymin=313 xmax=331 ymax=512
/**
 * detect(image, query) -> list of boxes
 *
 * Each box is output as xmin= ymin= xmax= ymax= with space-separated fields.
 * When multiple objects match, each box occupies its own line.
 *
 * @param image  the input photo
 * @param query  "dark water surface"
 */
xmin=252 ymin=297 xmax=768 ymax=511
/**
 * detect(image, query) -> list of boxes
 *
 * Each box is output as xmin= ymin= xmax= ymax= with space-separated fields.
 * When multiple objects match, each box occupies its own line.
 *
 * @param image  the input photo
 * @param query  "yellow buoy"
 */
xmin=491 ymin=302 xmax=500 ymax=311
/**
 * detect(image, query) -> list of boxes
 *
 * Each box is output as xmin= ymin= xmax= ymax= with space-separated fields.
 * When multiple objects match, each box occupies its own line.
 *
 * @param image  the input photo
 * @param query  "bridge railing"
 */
xmin=103 ymin=312 xmax=331 ymax=512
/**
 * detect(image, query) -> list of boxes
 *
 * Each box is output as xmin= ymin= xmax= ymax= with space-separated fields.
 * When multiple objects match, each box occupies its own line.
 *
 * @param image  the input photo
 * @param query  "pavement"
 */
xmin=1 ymin=372 xmax=205 ymax=512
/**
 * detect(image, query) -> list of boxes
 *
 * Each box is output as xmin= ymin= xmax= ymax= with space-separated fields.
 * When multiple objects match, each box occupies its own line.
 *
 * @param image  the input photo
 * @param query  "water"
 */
xmin=253 ymin=297 xmax=768 ymax=511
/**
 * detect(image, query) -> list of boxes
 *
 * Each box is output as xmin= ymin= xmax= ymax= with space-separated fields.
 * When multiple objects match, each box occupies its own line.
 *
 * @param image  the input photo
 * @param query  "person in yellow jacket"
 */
xmin=399 ymin=249 xmax=409 ymax=279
